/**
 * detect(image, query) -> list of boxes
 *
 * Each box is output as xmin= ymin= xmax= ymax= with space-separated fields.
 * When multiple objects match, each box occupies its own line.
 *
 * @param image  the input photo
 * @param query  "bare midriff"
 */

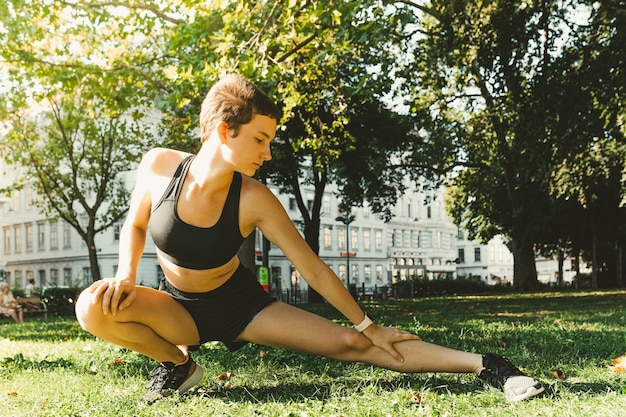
xmin=157 ymin=250 xmax=240 ymax=293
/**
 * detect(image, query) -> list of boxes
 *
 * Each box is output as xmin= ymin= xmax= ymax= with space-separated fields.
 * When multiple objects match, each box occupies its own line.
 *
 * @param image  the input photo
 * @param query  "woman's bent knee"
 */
xmin=75 ymin=287 xmax=104 ymax=332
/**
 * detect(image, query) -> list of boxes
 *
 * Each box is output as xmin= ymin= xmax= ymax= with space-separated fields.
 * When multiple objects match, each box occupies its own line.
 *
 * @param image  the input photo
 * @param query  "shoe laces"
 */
xmin=147 ymin=362 xmax=176 ymax=393
xmin=480 ymin=354 xmax=525 ymax=389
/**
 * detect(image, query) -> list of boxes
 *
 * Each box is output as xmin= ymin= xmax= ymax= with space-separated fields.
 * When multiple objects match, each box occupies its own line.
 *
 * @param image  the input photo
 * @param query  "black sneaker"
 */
xmin=141 ymin=356 xmax=204 ymax=403
xmin=478 ymin=353 xmax=544 ymax=401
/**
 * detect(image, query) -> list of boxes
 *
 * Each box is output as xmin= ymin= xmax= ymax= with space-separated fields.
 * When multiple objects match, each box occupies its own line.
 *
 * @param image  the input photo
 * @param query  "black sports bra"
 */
xmin=150 ymin=155 xmax=245 ymax=270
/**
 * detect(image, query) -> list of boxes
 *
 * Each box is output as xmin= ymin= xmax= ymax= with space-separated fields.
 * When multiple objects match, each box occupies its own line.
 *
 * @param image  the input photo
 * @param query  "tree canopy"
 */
xmin=1 ymin=0 xmax=624 ymax=289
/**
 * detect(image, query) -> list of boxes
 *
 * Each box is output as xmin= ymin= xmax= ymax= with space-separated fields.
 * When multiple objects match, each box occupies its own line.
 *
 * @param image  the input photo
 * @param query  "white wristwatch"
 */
xmin=354 ymin=314 xmax=373 ymax=332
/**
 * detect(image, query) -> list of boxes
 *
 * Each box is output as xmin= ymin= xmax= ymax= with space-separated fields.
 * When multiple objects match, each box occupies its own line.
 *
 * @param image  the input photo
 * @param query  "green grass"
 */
xmin=2 ymin=289 xmax=626 ymax=416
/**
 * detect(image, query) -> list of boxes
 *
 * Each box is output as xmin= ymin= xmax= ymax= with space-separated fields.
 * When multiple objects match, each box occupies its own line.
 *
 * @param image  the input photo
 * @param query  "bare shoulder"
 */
xmin=139 ymin=148 xmax=192 ymax=178
xmin=239 ymin=175 xmax=286 ymax=233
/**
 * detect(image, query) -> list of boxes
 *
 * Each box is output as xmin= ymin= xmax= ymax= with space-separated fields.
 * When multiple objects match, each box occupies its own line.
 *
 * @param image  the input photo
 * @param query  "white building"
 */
xmin=455 ymin=233 xmax=514 ymax=285
xmin=251 ymin=180 xmax=458 ymax=297
xmin=1 ymin=162 xmax=460 ymax=293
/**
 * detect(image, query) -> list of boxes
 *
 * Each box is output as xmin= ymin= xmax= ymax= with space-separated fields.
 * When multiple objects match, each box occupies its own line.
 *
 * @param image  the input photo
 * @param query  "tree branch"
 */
xmin=61 ymin=0 xmax=185 ymax=25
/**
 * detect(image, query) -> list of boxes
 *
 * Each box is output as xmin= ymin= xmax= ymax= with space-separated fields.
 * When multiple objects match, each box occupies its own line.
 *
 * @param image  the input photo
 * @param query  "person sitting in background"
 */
xmin=25 ymin=278 xmax=36 ymax=297
xmin=21 ymin=279 xmax=41 ymax=313
xmin=0 ymin=282 xmax=24 ymax=323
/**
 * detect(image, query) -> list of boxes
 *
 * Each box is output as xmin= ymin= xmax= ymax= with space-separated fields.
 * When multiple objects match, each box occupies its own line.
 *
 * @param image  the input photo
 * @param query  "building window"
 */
xmin=271 ymin=265 xmax=282 ymax=291
xmin=350 ymin=228 xmax=358 ymax=250
xmin=338 ymin=226 xmax=346 ymax=250
xmin=323 ymin=226 xmax=332 ymax=249
xmin=458 ymin=248 xmax=465 ymax=263
xmin=50 ymin=221 xmax=58 ymax=249
xmin=351 ymin=264 xmax=359 ymax=282
xmin=50 ymin=269 xmax=58 ymax=285
xmin=38 ymin=269 xmax=46 ymax=287
xmin=323 ymin=195 xmax=331 ymax=215
xmin=15 ymin=270 xmax=22 ymax=287
xmin=338 ymin=264 xmax=346 ymax=283
xmin=26 ymin=271 xmax=34 ymax=286
xmin=63 ymin=268 xmax=72 ymax=285
xmin=37 ymin=222 xmax=45 ymax=250
xmin=3 ymin=227 xmax=10 ymax=254
xmin=289 ymin=198 xmax=297 ymax=211
xmin=393 ymin=230 xmax=401 ymax=247
xmin=474 ymin=247 xmax=481 ymax=262
xmin=63 ymin=223 xmax=71 ymax=248
xmin=82 ymin=267 xmax=91 ymax=285
xmin=376 ymin=265 xmax=384 ymax=283
xmin=14 ymin=225 xmax=21 ymax=253
xmin=114 ymin=224 xmax=122 ymax=241
xmin=374 ymin=229 xmax=383 ymax=251
xmin=427 ymin=206 xmax=432 ymax=218
xmin=364 ymin=264 xmax=371 ymax=284
xmin=25 ymin=223 xmax=33 ymax=251
xmin=363 ymin=228 xmax=371 ymax=251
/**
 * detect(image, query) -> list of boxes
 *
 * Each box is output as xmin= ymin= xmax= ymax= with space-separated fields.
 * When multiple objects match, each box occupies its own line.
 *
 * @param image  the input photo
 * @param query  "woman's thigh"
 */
xmin=78 ymin=285 xmax=200 ymax=346
xmin=237 ymin=301 xmax=369 ymax=360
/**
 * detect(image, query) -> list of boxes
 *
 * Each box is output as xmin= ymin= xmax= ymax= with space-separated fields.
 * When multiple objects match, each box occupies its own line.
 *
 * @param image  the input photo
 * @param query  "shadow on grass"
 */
xmin=188 ymin=374 xmax=484 ymax=403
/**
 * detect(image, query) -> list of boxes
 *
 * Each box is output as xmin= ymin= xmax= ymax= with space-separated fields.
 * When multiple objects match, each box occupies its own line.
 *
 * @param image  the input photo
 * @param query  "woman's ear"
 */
xmin=217 ymin=121 xmax=229 ymax=144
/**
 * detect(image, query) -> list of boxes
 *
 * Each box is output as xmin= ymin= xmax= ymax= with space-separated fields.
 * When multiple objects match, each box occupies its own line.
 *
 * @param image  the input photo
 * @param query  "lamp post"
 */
xmin=335 ymin=211 xmax=355 ymax=287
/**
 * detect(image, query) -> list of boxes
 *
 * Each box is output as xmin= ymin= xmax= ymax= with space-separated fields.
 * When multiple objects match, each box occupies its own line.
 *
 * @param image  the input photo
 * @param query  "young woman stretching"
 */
xmin=75 ymin=74 xmax=544 ymax=403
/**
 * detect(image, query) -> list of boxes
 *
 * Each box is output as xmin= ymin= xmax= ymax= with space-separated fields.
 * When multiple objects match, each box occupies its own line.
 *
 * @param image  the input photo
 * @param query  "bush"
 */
xmin=42 ymin=286 xmax=83 ymax=317
xmin=393 ymin=277 xmax=495 ymax=298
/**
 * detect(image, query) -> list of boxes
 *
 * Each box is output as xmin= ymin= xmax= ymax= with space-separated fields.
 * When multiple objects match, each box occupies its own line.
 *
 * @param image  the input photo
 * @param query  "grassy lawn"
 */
xmin=1 ymin=289 xmax=625 ymax=416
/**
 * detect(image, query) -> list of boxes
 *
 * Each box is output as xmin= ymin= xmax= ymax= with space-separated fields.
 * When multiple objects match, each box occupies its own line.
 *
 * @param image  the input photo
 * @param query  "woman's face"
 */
xmin=225 ymin=114 xmax=277 ymax=176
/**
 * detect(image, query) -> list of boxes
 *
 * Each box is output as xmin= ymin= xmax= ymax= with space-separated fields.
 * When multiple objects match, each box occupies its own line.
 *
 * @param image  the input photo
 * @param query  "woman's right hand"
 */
xmin=88 ymin=277 xmax=137 ymax=316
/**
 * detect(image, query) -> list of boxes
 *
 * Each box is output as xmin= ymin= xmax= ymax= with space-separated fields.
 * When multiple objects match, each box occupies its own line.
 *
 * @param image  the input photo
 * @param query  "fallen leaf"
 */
xmin=112 ymin=359 xmax=124 ymax=365
xmin=550 ymin=368 xmax=566 ymax=380
xmin=608 ymin=354 xmax=626 ymax=372
xmin=217 ymin=371 xmax=235 ymax=380
xmin=7 ymin=392 xmax=18 ymax=397
xmin=259 ymin=350 xmax=267 ymax=357
xmin=411 ymin=391 xmax=422 ymax=403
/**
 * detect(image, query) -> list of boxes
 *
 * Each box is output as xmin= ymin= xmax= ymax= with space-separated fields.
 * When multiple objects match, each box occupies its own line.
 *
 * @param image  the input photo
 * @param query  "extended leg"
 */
xmin=238 ymin=302 xmax=483 ymax=374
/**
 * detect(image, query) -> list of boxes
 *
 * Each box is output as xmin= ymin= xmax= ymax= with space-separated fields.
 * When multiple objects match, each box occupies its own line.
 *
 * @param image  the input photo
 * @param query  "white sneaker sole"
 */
xmin=178 ymin=363 xmax=204 ymax=394
xmin=505 ymin=384 xmax=545 ymax=401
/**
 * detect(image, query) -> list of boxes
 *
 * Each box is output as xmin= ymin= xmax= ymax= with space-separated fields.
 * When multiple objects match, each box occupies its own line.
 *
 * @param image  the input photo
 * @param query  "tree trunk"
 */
xmin=510 ymin=236 xmax=538 ymax=290
xmin=86 ymin=233 xmax=102 ymax=282
xmin=617 ymin=241 xmax=623 ymax=288
xmin=557 ymin=247 xmax=564 ymax=287
xmin=304 ymin=218 xmax=324 ymax=303
xmin=591 ymin=218 xmax=599 ymax=289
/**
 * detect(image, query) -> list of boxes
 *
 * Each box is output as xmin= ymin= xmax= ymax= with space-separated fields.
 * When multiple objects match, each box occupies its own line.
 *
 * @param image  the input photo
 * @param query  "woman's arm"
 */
xmin=245 ymin=183 xmax=420 ymax=361
xmin=89 ymin=150 xmax=160 ymax=315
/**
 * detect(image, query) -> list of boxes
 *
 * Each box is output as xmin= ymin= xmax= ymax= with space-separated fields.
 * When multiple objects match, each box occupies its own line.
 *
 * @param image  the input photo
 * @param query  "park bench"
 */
xmin=16 ymin=297 xmax=49 ymax=319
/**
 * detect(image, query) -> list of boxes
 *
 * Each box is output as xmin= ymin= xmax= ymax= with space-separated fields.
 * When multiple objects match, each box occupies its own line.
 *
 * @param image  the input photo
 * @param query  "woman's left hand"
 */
xmin=361 ymin=324 xmax=422 ymax=363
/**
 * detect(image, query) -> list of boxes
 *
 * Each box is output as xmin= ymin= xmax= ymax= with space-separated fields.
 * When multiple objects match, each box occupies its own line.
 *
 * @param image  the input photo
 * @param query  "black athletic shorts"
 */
xmin=158 ymin=264 xmax=276 ymax=351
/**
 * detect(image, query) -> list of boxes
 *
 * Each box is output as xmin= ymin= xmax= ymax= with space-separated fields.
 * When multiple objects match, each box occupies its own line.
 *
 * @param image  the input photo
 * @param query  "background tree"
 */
xmin=391 ymin=0 xmax=625 ymax=289
xmin=0 ymin=0 xmax=162 ymax=281
xmin=155 ymin=0 xmax=419 ymax=300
